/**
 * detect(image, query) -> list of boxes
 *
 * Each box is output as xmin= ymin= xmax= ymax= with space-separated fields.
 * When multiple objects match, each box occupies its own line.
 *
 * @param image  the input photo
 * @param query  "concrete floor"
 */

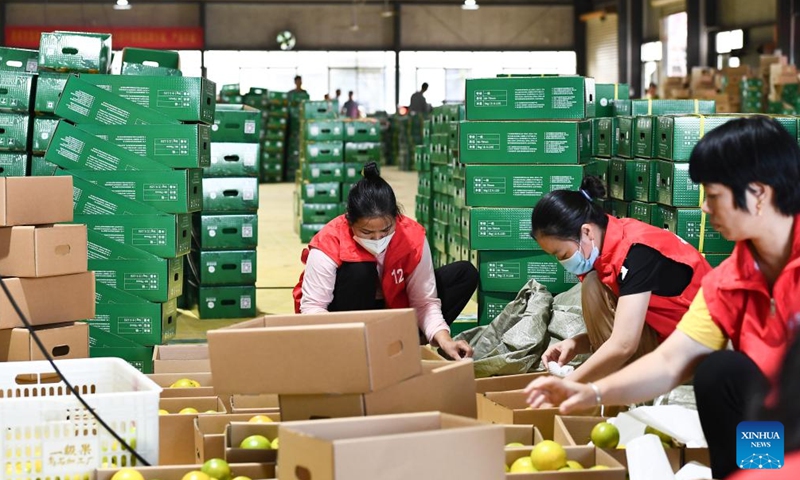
xmin=174 ymin=166 xmax=476 ymax=341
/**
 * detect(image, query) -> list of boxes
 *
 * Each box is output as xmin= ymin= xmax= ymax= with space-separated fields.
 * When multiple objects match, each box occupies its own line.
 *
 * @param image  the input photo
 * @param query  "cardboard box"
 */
xmin=33 ymin=71 xmax=69 ymax=114
xmin=69 ymin=173 xmax=166 ymax=215
xmin=624 ymin=99 xmax=716 ymax=116
xmin=0 ymin=112 xmax=28 ymax=152
xmin=88 ymin=326 xmax=154 ymax=373
xmin=629 ymin=201 xmax=659 ymax=225
xmin=299 ymin=223 xmax=325 ymax=244
xmin=0 ymin=271 xmax=95 ymax=329
xmin=79 ymin=74 xmax=217 ymax=124
xmin=279 ymin=360 xmax=477 ymax=421
xmin=584 ymin=158 xmax=609 ymax=193
xmin=195 ymin=284 xmax=256 ymax=319
xmin=279 ymin=412 xmax=505 ymax=480
xmin=194 ymin=213 xmax=258 ymax=250
xmin=55 ymin=75 xmax=179 ymax=126
xmin=592 ymin=117 xmax=615 ymax=157
xmin=194 ymin=414 xmax=270 ymax=464
xmin=478 ymin=389 xmax=592 ymax=440
xmin=553 ymin=415 xmax=682 ymax=472
xmin=478 ymin=290 xmax=517 ymax=324
xmin=301 ymin=100 xmax=338 ymax=119
xmin=459 ymin=121 xmax=591 ymax=164
xmin=0 ymin=72 xmax=34 ymax=112
xmin=614 ymin=116 xmax=634 ymax=158
xmin=208 ymin=142 xmax=259 ymax=177
xmin=93 ymin=282 xmax=178 ymax=345
xmin=303 ymin=141 xmax=344 ymax=163
xmin=300 ymin=182 xmax=341 ymax=204
xmin=656 ymin=115 xmax=740 ymax=162
xmin=655 ymin=160 xmax=700 ymax=207
xmin=633 ymin=115 xmax=658 ymax=158
xmin=153 ymin=343 xmax=210 ymax=374
xmin=31 ymin=116 xmax=59 ymax=154
xmin=120 ymin=62 xmax=182 ymax=77
xmin=479 ymin=250 xmax=579 ymax=294
xmin=468 ymin=207 xmax=536 ymax=251
xmin=72 ymin=168 xmax=203 ymax=214
xmin=76 ymin=212 xmax=192 ymax=259
xmin=0 ymin=224 xmax=87 ymax=277
xmin=344 ymin=142 xmax=381 ymax=164
xmin=595 ymin=83 xmax=630 ymax=117
xmin=225 ymin=422 xmax=279 ymax=464
xmin=465 ymin=76 xmax=595 ymax=120
xmin=77 ymin=123 xmax=212 ymax=169
xmin=148 ymin=372 xmax=214 ymax=398
xmin=475 ymin=372 xmax=548 ymax=394
xmin=465 ymin=164 xmax=584 ymax=208
xmin=504 ymin=446 xmax=626 ymax=479
xmin=96 ymin=464 xmax=275 ymax=480
xmin=0 ymin=152 xmax=27 ymax=176
xmin=610 ymin=158 xmax=658 ymax=202
xmin=0 ymin=47 xmax=39 ymax=73
xmin=303 ymin=119 xmax=344 ymax=142
xmin=159 ymin=396 xmax=227 ymax=464
xmin=194 ymin=249 xmax=257 ymax=286
xmin=607 ymin=199 xmax=631 ymax=218
xmin=301 ymin=202 xmax=340 ymax=224
xmin=121 ymin=47 xmax=181 ymax=69
xmin=0 ymin=322 xmax=88 ymax=362
xmin=208 ymin=309 xmax=423 ymax=395
xmin=704 ymin=253 xmax=729 ymax=268
xmin=202 ymin=177 xmax=259 ymax=213
xmin=343 ymin=120 xmax=381 ymax=142
xmin=212 ymin=105 xmax=261 ymax=143
xmin=45 ymin=121 xmax=173 ymax=171
xmin=301 ymin=162 xmax=345 ymax=183
xmin=656 ymin=206 xmax=735 ymax=254
xmin=229 ymin=394 xmax=281 ymax=414
xmin=0 ymin=176 xmax=72 ymax=225
xmin=38 ymin=31 xmax=111 ymax=73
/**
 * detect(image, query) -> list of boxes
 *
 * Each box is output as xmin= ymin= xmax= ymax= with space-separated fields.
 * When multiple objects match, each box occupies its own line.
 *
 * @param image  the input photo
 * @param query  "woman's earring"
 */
xmin=756 ymin=200 xmax=763 ymax=216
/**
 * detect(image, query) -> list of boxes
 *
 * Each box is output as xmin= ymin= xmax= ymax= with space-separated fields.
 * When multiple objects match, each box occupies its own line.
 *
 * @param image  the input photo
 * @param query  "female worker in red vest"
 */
xmin=529 ymin=175 xmax=711 ymax=383
xmin=524 ymin=116 xmax=800 ymax=479
xmin=293 ymin=162 xmax=477 ymax=360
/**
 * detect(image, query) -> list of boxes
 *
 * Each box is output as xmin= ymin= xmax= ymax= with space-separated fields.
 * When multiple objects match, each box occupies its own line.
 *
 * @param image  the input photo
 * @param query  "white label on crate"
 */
xmin=310 ymin=147 xmax=319 ymax=157
xmin=210 ymin=191 xmax=218 ymax=199
xmin=44 ymin=438 xmax=99 ymax=474
xmin=312 ymin=168 xmax=320 ymax=178
xmin=243 ymin=189 xmax=254 ymax=201
xmin=212 ymin=124 xmax=219 ymax=131
xmin=600 ymin=98 xmax=609 ymax=107
xmin=242 ymin=260 xmax=252 ymax=273
xmin=209 ymin=228 xmax=217 ymax=237
xmin=241 ymin=296 xmax=252 ymax=309
xmin=244 ymin=120 xmax=257 ymax=134
xmin=208 ymin=266 xmax=216 ymax=273
xmin=306 ymin=186 xmax=315 ymax=197
xmin=207 ymin=301 xmax=215 ymax=309
xmin=348 ymin=167 xmax=356 ymax=177
xmin=244 ymin=156 xmax=256 ymax=166
xmin=347 ymin=126 xmax=356 ymax=135
xmin=242 ymin=224 xmax=253 ymax=238
xmin=310 ymin=125 xmax=320 ymax=136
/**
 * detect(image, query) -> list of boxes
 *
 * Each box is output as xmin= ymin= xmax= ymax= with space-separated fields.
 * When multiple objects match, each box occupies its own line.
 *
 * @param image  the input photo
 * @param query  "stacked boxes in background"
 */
xmin=390 ymin=113 xmax=426 ymax=170
xmin=184 ymin=104 xmax=260 ymax=320
xmin=295 ymin=100 xmax=345 ymax=243
xmin=0 ymin=47 xmax=36 ymax=176
xmin=240 ymin=87 xmax=289 ymax=183
xmin=0 ymin=176 xmax=94 ymax=363
xmin=461 ymin=76 xmax=600 ymax=329
xmin=286 ymin=89 xmax=312 ymax=181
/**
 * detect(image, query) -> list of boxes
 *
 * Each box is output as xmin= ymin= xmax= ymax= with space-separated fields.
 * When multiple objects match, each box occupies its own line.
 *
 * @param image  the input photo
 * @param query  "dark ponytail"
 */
xmin=345 ymin=162 xmax=402 ymax=224
xmin=530 ymin=176 xmax=609 ymax=241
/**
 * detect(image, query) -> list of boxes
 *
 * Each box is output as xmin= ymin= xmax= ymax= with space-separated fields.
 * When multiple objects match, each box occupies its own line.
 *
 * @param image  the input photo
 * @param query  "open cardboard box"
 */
xmin=278 ymin=412 xmax=506 ymax=480
xmin=476 ymin=372 xmax=548 ymax=394
xmin=148 ymin=372 xmax=215 ymax=398
xmin=504 ymin=424 xmax=545 ymax=446
xmin=0 ymin=271 xmax=95 ymax=329
xmin=504 ymin=446 xmax=626 ymax=479
xmin=153 ymin=343 xmax=211 ymax=373
xmin=554 ymin=415 xmax=682 ymax=472
xmin=195 ymin=414 xmax=280 ymax=464
xmin=225 ymin=422 xmax=279 ymax=464
xmin=279 ymin=360 xmax=476 ymax=421
xmin=230 ymin=394 xmax=281 ymax=414
xmin=0 ymin=321 xmax=88 ymax=361
xmin=478 ymin=390 xmax=596 ymax=441
xmin=159 ymin=396 xmax=227 ymax=465
xmin=0 ymin=224 xmax=87 ymax=277
xmin=420 ymin=345 xmax=448 ymax=360
xmin=208 ymin=309 xmax=422 ymax=395
xmin=94 ymin=463 xmax=275 ymax=480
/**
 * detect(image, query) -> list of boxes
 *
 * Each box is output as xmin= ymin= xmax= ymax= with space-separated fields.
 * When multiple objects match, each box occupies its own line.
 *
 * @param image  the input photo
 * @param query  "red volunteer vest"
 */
xmin=702 ymin=214 xmax=800 ymax=384
xmin=591 ymin=215 xmax=712 ymax=341
xmin=292 ymin=214 xmax=426 ymax=313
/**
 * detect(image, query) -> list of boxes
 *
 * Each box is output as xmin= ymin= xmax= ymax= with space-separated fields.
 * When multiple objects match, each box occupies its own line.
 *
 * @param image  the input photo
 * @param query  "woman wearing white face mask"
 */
xmin=529 ymin=176 xmax=711 ymax=383
xmin=293 ymin=162 xmax=477 ymax=360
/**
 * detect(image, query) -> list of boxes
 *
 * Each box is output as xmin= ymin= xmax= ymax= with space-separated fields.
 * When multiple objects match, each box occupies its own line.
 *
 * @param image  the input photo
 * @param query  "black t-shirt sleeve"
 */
xmin=617 ymin=244 xmax=694 ymax=297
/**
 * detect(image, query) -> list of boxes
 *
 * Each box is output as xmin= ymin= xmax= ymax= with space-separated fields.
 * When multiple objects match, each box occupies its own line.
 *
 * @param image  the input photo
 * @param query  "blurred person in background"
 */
xmin=342 ymin=90 xmax=360 ymax=118
xmin=409 ymin=82 xmax=431 ymax=115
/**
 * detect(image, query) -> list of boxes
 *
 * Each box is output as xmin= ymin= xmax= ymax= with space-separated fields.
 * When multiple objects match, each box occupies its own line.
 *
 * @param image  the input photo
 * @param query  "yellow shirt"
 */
xmin=675 ymin=287 xmax=729 ymax=350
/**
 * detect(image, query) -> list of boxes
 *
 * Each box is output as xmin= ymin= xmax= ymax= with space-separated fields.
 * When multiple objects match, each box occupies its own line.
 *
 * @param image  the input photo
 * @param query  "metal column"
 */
xmin=394 ymin=1 xmax=401 ymax=110
xmin=687 ymin=0 xmax=717 ymax=68
xmin=618 ymin=0 xmax=643 ymax=97
xmin=573 ymin=0 xmax=592 ymax=77
xmin=777 ymin=0 xmax=800 ymax=65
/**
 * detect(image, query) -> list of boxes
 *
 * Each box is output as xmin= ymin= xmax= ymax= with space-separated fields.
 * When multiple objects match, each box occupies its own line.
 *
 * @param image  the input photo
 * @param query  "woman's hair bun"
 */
xmin=363 ymin=161 xmax=380 ymax=180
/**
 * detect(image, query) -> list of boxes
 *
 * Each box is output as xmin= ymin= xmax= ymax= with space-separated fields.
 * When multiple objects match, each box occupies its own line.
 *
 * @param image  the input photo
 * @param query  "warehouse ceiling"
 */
xmin=6 ymin=0 xmax=575 ymax=4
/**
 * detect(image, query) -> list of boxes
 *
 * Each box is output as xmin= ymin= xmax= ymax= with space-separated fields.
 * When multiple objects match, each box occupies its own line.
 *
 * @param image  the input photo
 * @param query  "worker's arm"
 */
xmin=299 ymin=249 xmax=337 ymax=313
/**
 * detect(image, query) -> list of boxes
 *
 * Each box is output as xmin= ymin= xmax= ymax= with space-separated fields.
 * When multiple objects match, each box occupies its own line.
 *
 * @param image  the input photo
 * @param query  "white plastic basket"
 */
xmin=0 ymin=357 xmax=161 ymax=480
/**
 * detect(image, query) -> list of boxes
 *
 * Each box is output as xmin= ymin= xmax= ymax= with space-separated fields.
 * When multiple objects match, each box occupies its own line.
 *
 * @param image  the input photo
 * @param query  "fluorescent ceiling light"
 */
xmin=114 ymin=0 xmax=132 ymax=10
xmin=462 ymin=0 xmax=480 ymax=10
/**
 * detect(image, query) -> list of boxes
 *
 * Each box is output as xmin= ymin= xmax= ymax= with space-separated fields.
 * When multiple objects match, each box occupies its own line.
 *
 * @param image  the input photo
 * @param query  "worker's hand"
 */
xmin=541 ymin=338 xmax=579 ymax=367
xmin=523 ymin=376 xmax=597 ymax=414
xmin=433 ymin=331 xmax=474 ymax=360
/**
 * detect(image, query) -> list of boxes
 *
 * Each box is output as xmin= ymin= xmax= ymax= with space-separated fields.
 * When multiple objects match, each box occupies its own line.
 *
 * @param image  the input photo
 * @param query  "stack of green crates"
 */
xmin=265 ymin=91 xmax=290 ymax=182
xmin=0 ymin=47 xmax=37 ymax=176
xmin=296 ymin=100 xmax=346 ymax=243
xmin=741 ymin=78 xmax=764 ymax=113
xmin=184 ymin=103 xmax=260 ymax=320
xmin=220 ymin=83 xmax=243 ymax=104
xmin=34 ymin=36 xmax=215 ymax=373
xmin=462 ymin=76 xmax=605 ymax=329
xmin=286 ymin=90 xmax=313 ymax=181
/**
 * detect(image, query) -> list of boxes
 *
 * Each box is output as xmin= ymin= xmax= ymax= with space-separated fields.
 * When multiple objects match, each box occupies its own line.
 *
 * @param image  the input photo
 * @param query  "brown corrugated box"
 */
xmin=229 ymin=394 xmax=280 ymax=414
xmin=0 ymin=176 xmax=73 ymax=226
xmin=194 ymin=413 xmax=280 ymax=464
xmin=147 ymin=372 xmax=215 ymax=398
xmin=0 ymin=271 xmax=95 ymax=329
xmin=225 ymin=422 xmax=279 ymax=464
xmin=279 ymin=360 xmax=476 ymax=421
xmin=504 ymin=446 xmax=626 ymax=479
xmin=0 ymin=224 xmax=87 ymax=277
xmin=159 ymin=396 xmax=227 ymax=465
xmin=208 ymin=309 xmax=422 ymax=395
xmin=0 ymin=321 xmax=88 ymax=361
xmin=96 ymin=463 xmax=275 ymax=480
xmin=153 ymin=343 xmax=210 ymax=373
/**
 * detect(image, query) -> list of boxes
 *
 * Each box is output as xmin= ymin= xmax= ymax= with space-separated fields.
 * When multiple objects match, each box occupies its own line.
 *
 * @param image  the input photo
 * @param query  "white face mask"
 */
xmin=353 ymin=232 xmax=395 ymax=256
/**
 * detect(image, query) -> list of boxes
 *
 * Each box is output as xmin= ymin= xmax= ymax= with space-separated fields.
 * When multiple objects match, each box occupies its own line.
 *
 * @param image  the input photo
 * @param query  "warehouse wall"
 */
xmin=6 ymin=3 xmax=200 ymax=27
xmin=586 ymin=14 xmax=618 ymax=83
xmin=718 ymin=0 xmax=775 ymax=28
